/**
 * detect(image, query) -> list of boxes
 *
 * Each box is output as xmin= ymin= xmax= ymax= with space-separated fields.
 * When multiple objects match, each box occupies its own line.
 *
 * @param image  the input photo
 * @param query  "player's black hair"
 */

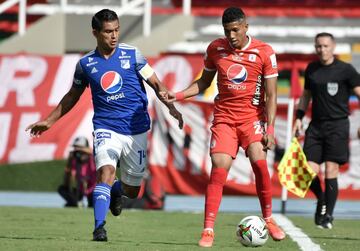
xmin=222 ymin=7 xmax=246 ymax=25
xmin=92 ymin=9 xmax=119 ymax=31
xmin=315 ymin=32 xmax=335 ymax=41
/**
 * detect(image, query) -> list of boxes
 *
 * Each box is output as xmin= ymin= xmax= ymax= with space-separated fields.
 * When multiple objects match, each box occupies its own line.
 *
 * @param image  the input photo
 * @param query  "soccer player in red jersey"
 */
xmin=162 ymin=7 xmax=285 ymax=247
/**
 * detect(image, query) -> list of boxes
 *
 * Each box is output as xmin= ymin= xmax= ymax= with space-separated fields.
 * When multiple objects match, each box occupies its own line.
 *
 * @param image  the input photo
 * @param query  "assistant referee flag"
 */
xmin=278 ymin=137 xmax=316 ymax=198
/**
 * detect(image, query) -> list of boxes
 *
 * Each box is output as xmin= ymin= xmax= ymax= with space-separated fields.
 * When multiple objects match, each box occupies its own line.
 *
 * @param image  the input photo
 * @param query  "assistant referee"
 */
xmin=293 ymin=32 xmax=360 ymax=229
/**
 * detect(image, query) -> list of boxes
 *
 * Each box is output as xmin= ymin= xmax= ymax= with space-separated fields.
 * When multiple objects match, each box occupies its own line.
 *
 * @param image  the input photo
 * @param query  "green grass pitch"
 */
xmin=0 ymin=207 xmax=359 ymax=251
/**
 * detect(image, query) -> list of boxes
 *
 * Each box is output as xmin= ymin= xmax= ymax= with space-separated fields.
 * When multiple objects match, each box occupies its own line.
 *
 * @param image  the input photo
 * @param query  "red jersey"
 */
xmin=204 ymin=36 xmax=278 ymax=123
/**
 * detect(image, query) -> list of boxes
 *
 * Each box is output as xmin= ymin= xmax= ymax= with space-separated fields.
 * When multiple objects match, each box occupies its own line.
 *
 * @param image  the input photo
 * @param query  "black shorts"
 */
xmin=303 ymin=118 xmax=349 ymax=165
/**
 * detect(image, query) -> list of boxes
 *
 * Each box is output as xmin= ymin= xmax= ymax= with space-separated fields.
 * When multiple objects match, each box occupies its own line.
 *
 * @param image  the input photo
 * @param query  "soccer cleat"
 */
xmin=265 ymin=218 xmax=286 ymax=241
xmin=198 ymin=229 xmax=215 ymax=247
xmin=110 ymin=179 xmax=123 ymax=216
xmin=314 ymin=203 xmax=326 ymax=226
xmin=319 ymin=214 xmax=333 ymax=229
xmin=110 ymin=195 xmax=123 ymax=216
xmin=93 ymin=222 xmax=108 ymax=242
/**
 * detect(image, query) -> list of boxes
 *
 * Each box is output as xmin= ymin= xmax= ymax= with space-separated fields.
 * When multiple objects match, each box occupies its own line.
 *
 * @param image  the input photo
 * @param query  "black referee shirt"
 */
xmin=304 ymin=58 xmax=360 ymax=121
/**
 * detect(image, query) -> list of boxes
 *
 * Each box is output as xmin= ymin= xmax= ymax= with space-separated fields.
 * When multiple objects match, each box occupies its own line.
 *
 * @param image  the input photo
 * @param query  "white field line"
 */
xmin=273 ymin=214 xmax=323 ymax=251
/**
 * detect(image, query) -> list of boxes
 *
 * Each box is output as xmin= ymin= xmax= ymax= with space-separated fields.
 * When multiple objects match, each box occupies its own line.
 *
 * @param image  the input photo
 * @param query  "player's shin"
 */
xmin=251 ymin=160 xmax=272 ymax=219
xmin=93 ymin=183 xmax=111 ymax=229
xmin=204 ymin=168 xmax=228 ymax=230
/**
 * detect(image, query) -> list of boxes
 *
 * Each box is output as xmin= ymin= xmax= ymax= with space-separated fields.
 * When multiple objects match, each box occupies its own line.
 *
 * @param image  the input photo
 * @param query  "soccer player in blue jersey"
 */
xmin=26 ymin=9 xmax=183 ymax=242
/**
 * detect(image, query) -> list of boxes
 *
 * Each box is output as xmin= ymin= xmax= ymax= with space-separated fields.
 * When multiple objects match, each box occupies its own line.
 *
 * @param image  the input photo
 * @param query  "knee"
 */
xmin=309 ymin=162 xmax=320 ymax=174
xmin=97 ymin=165 xmax=116 ymax=185
xmin=325 ymin=165 xmax=339 ymax=178
xmin=211 ymin=153 xmax=232 ymax=169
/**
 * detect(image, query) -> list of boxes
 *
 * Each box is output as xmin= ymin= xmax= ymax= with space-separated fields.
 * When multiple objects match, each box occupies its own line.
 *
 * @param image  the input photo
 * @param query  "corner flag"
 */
xmin=278 ymin=137 xmax=316 ymax=198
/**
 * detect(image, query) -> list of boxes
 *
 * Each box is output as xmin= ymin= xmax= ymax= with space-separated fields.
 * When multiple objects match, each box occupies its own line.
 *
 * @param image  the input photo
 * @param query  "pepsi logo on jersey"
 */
xmin=227 ymin=64 xmax=247 ymax=91
xmin=227 ymin=64 xmax=247 ymax=84
xmin=100 ymin=71 xmax=123 ymax=94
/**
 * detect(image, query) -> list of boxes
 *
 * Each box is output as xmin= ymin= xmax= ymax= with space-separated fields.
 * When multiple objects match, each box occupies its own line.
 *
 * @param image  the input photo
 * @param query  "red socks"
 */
xmin=203 ymin=161 xmax=272 ymax=229
xmin=204 ymin=168 xmax=228 ymax=230
xmin=251 ymin=160 xmax=272 ymax=219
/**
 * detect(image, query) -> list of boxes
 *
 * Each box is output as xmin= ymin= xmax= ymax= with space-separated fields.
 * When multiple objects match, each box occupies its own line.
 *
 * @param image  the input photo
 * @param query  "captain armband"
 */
xmin=139 ymin=64 xmax=155 ymax=80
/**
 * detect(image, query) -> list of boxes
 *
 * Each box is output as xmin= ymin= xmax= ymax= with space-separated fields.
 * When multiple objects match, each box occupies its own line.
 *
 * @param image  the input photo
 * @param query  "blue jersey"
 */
xmin=73 ymin=43 xmax=152 ymax=135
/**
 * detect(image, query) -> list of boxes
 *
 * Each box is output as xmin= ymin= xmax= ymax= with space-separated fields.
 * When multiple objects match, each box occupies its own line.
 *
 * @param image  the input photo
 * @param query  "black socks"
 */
xmin=310 ymin=176 xmax=325 ymax=204
xmin=325 ymin=178 xmax=338 ymax=216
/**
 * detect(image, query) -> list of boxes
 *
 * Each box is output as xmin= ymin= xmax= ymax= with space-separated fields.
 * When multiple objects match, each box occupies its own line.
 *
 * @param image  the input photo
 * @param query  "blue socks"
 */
xmin=93 ymin=183 xmax=111 ymax=229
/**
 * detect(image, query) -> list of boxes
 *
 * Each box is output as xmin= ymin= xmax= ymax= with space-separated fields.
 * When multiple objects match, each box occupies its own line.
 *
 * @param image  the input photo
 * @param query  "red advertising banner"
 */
xmin=0 ymin=54 xmax=93 ymax=162
xmin=1 ymin=54 xmax=359 ymax=199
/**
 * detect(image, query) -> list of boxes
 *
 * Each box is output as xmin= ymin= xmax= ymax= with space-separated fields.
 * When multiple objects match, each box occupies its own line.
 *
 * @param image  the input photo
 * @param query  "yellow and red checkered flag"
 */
xmin=278 ymin=137 xmax=316 ymax=198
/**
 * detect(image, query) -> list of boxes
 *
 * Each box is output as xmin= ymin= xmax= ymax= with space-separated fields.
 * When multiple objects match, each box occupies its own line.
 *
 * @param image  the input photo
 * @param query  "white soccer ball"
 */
xmin=236 ymin=215 xmax=269 ymax=247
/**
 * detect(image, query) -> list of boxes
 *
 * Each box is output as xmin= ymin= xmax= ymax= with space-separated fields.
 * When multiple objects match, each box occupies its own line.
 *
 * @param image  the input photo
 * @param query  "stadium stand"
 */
xmin=0 ymin=0 xmax=44 ymax=41
xmin=1 ymin=0 xmax=360 ymax=93
xmin=167 ymin=0 xmax=360 ymax=55
xmin=0 ymin=0 xmax=194 ymax=55
xmin=2 ymin=0 xmax=360 ymax=55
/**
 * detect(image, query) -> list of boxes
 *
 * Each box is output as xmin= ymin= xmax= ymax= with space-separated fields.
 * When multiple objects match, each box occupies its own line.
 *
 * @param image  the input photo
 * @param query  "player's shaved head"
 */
xmin=92 ymin=9 xmax=119 ymax=31
xmin=222 ymin=7 xmax=246 ymax=25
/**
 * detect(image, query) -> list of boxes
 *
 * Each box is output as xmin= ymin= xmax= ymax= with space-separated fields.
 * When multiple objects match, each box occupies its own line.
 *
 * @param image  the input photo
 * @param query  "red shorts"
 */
xmin=210 ymin=119 xmax=265 ymax=158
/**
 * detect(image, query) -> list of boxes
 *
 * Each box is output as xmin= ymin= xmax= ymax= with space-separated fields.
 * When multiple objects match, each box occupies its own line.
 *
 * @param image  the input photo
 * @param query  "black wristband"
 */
xmin=296 ymin=109 xmax=305 ymax=120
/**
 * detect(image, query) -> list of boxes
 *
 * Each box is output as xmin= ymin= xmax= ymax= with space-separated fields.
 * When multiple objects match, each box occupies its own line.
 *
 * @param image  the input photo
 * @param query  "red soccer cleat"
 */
xmin=198 ymin=229 xmax=215 ymax=247
xmin=265 ymin=217 xmax=286 ymax=241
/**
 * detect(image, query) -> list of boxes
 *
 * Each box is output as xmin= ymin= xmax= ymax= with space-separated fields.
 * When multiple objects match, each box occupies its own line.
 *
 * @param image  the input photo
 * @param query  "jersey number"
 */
xmin=137 ymin=150 xmax=146 ymax=165
xmin=254 ymin=123 xmax=263 ymax=135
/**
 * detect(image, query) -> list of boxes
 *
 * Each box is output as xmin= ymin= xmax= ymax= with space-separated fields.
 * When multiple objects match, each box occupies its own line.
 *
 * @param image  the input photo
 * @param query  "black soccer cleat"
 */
xmin=320 ymin=214 xmax=334 ymax=229
xmin=93 ymin=222 xmax=108 ymax=242
xmin=110 ymin=195 xmax=123 ymax=216
xmin=314 ymin=202 xmax=326 ymax=226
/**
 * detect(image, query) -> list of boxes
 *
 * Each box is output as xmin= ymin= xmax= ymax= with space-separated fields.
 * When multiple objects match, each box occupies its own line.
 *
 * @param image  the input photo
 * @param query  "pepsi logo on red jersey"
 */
xmin=227 ymin=64 xmax=248 ymax=84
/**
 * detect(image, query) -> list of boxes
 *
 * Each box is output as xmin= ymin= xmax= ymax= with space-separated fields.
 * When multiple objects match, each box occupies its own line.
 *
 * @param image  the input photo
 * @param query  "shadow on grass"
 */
xmin=0 ymin=236 xmax=34 ymax=240
xmin=0 ymin=235 xmax=89 ymax=242
xmin=311 ymin=236 xmax=360 ymax=241
xmin=112 ymin=239 xmax=196 ymax=246
xmin=0 ymin=235 xmax=60 ymax=240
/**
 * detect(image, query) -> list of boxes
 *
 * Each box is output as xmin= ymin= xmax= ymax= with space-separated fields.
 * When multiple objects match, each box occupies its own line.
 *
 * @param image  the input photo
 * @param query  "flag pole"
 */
xmin=281 ymin=62 xmax=301 ymax=214
xmin=281 ymin=97 xmax=295 ymax=214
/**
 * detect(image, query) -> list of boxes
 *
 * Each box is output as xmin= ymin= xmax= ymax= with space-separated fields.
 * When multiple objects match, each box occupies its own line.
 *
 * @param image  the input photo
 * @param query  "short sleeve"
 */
xmin=262 ymin=45 xmax=278 ymax=79
xmin=346 ymin=64 xmax=360 ymax=88
xmin=204 ymin=43 xmax=216 ymax=71
xmin=72 ymin=61 xmax=88 ymax=88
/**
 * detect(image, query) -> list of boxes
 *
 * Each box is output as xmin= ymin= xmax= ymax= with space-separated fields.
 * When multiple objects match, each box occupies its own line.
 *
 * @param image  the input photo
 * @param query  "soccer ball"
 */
xmin=236 ymin=216 xmax=269 ymax=247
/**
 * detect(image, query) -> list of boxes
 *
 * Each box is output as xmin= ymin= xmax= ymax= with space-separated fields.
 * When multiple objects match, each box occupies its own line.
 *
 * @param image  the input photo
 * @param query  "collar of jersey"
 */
xmin=228 ymin=35 xmax=252 ymax=51
xmin=95 ymin=46 xmax=119 ymax=60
